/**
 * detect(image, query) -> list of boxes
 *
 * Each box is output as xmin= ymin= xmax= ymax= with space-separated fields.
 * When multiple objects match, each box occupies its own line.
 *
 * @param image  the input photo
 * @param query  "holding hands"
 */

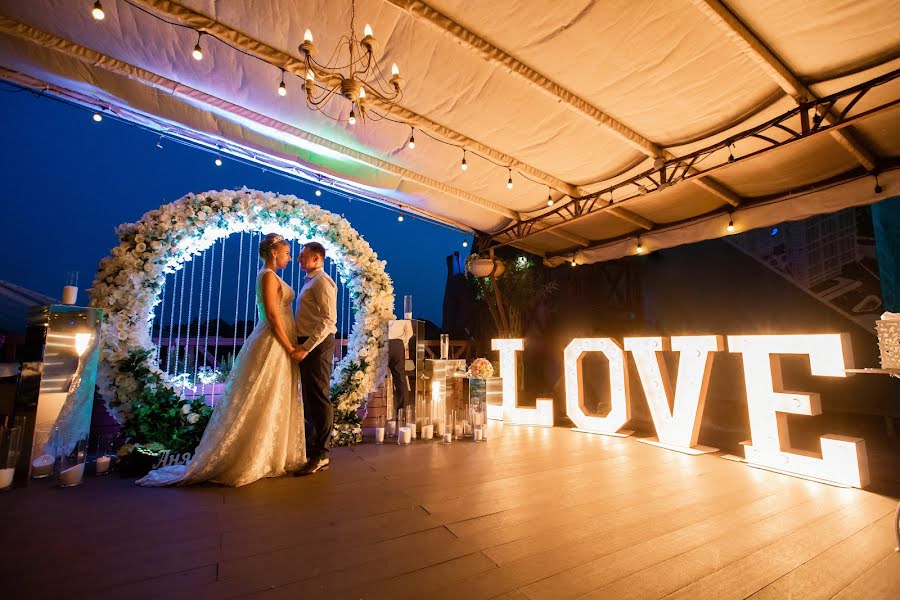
xmin=290 ymin=345 xmax=309 ymax=362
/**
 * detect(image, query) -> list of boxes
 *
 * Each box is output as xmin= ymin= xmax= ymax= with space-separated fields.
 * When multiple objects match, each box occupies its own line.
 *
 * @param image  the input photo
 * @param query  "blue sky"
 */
xmin=0 ymin=86 xmax=470 ymax=325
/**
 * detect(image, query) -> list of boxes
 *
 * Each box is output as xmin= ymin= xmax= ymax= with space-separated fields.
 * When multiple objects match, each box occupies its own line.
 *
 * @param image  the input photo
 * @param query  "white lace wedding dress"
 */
xmin=137 ymin=269 xmax=306 ymax=487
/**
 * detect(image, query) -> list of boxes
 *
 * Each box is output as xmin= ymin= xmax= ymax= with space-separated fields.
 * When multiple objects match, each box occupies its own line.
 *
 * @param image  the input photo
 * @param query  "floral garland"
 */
xmin=89 ymin=189 xmax=394 ymax=448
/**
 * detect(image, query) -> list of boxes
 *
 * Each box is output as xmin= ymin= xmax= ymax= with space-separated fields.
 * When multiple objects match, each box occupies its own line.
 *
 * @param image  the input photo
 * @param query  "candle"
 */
xmin=375 ymin=427 xmax=385 ymax=444
xmin=474 ymin=428 xmax=484 ymax=442
xmin=387 ymin=420 xmax=397 ymax=436
xmin=398 ymin=427 xmax=411 ymax=445
xmin=95 ymin=455 xmax=111 ymax=474
xmin=62 ymin=285 xmax=78 ymax=305
xmin=453 ymin=424 xmax=463 ymax=438
xmin=32 ymin=454 xmax=54 ymax=478
xmin=435 ymin=420 xmax=444 ymax=436
xmin=59 ymin=463 xmax=85 ymax=487
xmin=422 ymin=424 xmax=434 ymax=440
xmin=442 ymin=433 xmax=452 ymax=444
xmin=0 ymin=467 xmax=14 ymax=489
xmin=409 ymin=423 xmax=417 ymax=440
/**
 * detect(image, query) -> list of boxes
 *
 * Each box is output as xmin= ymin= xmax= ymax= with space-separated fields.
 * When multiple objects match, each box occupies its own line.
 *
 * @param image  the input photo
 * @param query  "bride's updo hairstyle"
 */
xmin=258 ymin=233 xmax=288 ymax=259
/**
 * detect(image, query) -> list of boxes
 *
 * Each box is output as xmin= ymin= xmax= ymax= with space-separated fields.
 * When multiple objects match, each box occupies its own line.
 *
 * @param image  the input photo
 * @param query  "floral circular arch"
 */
xmin=89 ymin=188 xmax=394 ymax=448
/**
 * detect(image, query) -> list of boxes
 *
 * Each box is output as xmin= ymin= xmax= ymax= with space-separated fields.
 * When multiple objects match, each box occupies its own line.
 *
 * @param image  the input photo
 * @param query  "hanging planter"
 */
xmin=468 ymin=256 xmax=505 ymax=278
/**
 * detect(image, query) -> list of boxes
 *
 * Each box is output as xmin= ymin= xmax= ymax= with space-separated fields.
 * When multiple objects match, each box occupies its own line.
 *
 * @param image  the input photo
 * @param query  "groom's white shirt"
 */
xmin=295 ymin=267 xmax=337 ymax=352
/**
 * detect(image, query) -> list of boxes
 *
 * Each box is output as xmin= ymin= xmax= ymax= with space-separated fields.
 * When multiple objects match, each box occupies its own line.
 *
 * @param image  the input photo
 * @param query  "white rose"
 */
xmin=187 ymin=413 xmax=200 ymax=424
xmin=181 ymin=404 xmax=191 ymax=415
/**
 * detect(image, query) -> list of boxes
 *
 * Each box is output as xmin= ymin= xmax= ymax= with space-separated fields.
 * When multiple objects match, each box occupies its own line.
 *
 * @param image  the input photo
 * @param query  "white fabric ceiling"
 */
xmin=1 ymin=0 xmax=898 ymax=265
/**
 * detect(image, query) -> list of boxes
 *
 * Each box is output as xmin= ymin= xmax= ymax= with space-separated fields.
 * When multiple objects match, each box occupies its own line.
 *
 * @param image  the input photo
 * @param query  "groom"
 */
xmin=292 ymin=241 xmax=337 ymax=475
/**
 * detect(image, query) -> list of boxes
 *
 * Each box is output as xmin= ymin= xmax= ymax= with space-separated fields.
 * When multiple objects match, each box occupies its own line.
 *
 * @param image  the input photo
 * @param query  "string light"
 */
xmin=92 ymin=112 xmax=102 ymax=122
xmin=397 ymin=213 xmax=404 ymax=222
xmin=727 ymin=143 xmax=735 ymax=163
xmin=215 ymin=157 xmax=222 ymax=167
xmin=278 ymin=70 xmax=287 ymax=97
xmin=874 ymin=174 xmax=883 ymax=194
xmin=461 ymin=150 xmax=468 ymax=171
xmin=315 ymin=189 xmax=322 ymax=197
xmin=348 ymin=109 xmax=357 ymax=125
xmin=155 ymin=135 xmax=163 ymax=149
xmin=408 ymin=128 xmax=416 ymax=149
xmin=636 ymin=238 xmax=645 ymax=254
xmin=570 ymin=258 xmax=577 ymax=267
xmin=727 ymin=214 xmax=735 ymax=233
xmin=192 ymin=33 xmax=203 ymax=61
xmin=507 ymin=168 xmax=513 ymax=190
xmin=462 ymin=239 xmax=468 ymax=247
xmin=91 ymin=1 xmax=105 ymax=20
xmin=547 ymin=187 xmax=554 ymax=207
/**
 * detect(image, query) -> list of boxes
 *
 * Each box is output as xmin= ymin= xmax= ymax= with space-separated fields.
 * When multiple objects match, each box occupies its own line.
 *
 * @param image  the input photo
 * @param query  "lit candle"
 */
xmin=398 ymin=427 xmax=411 ymax=445
xmin=474 ymin=428 xmax=484 ymax=442
xmin=454 ymin=423 xmax=463 ymax=438
xmin=32 ymin=454 xmax=54 ymax=478
xmin=442 ymin=433 xmax=452 ymax=444
xmin=387 ymin=420 xmax=397 ymax=436
xmin=0 ymin=467 xmax=14 ymax=489
xmin=422 ymin=424 xmax=433 ymax=440
xmin=95 ymin=455 xmax=111 ymax=475
xmin=409 ymin=423 xmax=417 ymax=440
xmin=375 ymin=427 xmax=385 ymax=444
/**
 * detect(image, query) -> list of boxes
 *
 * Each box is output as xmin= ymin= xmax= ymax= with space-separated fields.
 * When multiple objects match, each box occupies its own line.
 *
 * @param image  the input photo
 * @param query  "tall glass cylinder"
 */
xmin=442 ymin=410 xmax=454 ymax=444
xmin=374 ymin=414 xmax=385 ymax=444
xmin=93 ymin=433 xmax=116 ymax=476
xmin=403 ymin=295 xmax=413 ymax=319
xmin=0 ymin=426 xmax=23 ymax=490
xmin=405 ymin=405 xmax=416 ymax=440
xmin=453 ymin=409 xmax=466 ymax=440
xmin=57 ymin=436 xmax=87 ymax=487
xmin=440 ymin=334 xmax=450 ymax=360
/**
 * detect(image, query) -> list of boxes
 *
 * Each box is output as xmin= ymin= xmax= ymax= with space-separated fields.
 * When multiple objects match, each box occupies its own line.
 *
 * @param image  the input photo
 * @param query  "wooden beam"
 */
xmin=608 ymin=207 xmax=655 ymax=231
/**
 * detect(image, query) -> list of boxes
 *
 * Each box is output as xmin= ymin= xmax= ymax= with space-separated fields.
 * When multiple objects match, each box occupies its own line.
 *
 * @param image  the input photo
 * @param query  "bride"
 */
xmin=137 ymin=233 xmax=306 ymax=487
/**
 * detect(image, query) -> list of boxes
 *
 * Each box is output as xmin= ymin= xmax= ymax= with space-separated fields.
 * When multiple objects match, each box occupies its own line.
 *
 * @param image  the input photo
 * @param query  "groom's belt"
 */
xmin=297 ymin=336 xmax=309 ymax=344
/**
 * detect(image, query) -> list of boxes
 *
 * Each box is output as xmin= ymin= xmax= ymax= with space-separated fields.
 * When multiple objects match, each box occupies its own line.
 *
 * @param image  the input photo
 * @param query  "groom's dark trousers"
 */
xmin=298 ymin=334 xmax=335 ymax=459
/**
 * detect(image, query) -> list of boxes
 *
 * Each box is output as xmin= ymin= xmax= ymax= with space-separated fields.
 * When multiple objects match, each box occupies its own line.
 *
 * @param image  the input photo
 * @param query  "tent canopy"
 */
xmin=2 ymin=0 xmax=899 ymax=265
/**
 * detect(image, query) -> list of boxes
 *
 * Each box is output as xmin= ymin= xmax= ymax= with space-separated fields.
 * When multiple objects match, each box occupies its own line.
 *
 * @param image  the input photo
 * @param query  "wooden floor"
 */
xmin=1 ymin=424 xmax=898 ymax=599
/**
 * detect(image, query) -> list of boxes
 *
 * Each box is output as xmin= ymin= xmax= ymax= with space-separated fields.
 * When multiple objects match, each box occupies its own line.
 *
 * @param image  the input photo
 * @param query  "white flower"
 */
xmin=187 ymin=413 xmax=200 ymax=424
xmin=181 ymin=404 xmax=191 ymax=415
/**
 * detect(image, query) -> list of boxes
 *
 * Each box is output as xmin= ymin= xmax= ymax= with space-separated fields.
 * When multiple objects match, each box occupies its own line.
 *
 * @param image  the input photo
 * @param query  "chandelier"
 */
xmin=299 ymin=0 xmax=404 ymax=125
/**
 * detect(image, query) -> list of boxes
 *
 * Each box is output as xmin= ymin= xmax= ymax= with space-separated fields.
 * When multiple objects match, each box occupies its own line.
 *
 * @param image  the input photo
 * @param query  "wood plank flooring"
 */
xmin=0 ymin=424 xmax=897 ymax=599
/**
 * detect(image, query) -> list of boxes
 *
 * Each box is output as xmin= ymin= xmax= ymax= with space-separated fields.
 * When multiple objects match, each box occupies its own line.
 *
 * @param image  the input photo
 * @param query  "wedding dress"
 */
xmin=137 ymin=269 xmax=306 ymax=487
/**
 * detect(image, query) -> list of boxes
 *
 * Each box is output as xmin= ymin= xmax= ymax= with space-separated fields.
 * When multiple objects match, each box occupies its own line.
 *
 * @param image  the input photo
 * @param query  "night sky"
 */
xmin=0 ymin=86 xmax=471 ymax=326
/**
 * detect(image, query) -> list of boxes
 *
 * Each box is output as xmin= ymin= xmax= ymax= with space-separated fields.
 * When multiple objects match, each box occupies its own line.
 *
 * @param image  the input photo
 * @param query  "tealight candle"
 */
xmin=0 ymin=467 xmax=14 ymax=489
xmin=95 ymin=455 xmax=111 ymax=475
xmin=59 ymin=463 xmax=85 ymax=487
xmin=409 ymin=423 xmax=417 ymax=440
xmin=474 ymin=428 xmax=484 ymax=442
xmin=31 ymin=454 xmax=54 ymax=478
xmin=422 ymin=424 xmax=434 ymax=440
xmin=398 ymin=427 xmax=411 ymax=445
xmin=387 ymin=420 xmax=397 ymax=436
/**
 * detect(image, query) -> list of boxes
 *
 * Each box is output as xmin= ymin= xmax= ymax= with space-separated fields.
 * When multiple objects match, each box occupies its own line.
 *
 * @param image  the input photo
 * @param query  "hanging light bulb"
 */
xmin=92 ymin=1 xmax=105 ymax=20
xmin=215 ymin=157 xmax=222 ymax=167
xmin=461 ymin=150 xmax=468 ymax=171
xmin=315 ymin=189 xmax=322 ymax=197
xmin=92 ymin=112 xmax=102 ymax=122
xmin=727 ymin=215 xmax=735 ymax=233
xmin=507 ymin=169 xmax=513 ymax=190
xmin=408 ymin=129 xmax=416 ymax=149
xmin=547 ymin=188 xmax=554 ymax=207
xmin=636 ymin=239 xmax=645 ymax=254
xmin=571 ymin=259 xmax=577 ymax=267
xmin=364 ymin=24 xmax=374 ymax=37
xmin=727 ymin=144 xmax=735 ymax=163
xmin=462 ymin=239 xmax=468 ymax=248
xmin=192 ymin=34 xmax=203 ymax=61
xmin=397 ymin=214 xmax=404 ymax=222
xmin=348 ymin=109 xmax=357 ymax=125
xmin=155 ymin=136 xmax=163 ymax=149
xmin=304 ymin=29 xmax=314 ymax=43
xmin=278 ymin=71 xmax=287 ymax=96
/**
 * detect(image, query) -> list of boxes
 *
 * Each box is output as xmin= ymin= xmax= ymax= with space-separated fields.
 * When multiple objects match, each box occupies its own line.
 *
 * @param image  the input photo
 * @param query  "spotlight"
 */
xmin=348 ymin=109 xmax=357 ymax=125
xmin=397 ymin=214 xmax=404 ymax=222
xmin=507 ymin=169 xmax=513 ymax=190
xmin=92 ymin=1 xmax=105 ymax=20
xmin=92 ymin=112 xmax=102 ymax=122
xmin=461 ymin=150 xmax=468 ymax=171
xmin=408 ymin=129 xmax=415 ymax=149
xmin=315 ymin=189 xmax=322 ymax=197
xmin=215 ymin=157 xmax=222 ymax=167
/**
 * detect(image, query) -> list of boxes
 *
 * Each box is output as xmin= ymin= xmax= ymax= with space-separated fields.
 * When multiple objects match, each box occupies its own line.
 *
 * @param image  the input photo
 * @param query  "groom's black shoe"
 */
xmin=294 ymin=455 xmax=330 ymax=476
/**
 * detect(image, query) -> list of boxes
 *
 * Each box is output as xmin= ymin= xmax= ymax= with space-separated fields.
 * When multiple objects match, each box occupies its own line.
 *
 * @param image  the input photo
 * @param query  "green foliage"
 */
xmin=468 ymin=254 xmax=557 ymax=337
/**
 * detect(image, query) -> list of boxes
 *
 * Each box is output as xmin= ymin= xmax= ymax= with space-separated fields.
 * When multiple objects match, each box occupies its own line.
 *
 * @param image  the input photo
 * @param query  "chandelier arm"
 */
xmin=306 ymin=85 xmax=342 ymax=108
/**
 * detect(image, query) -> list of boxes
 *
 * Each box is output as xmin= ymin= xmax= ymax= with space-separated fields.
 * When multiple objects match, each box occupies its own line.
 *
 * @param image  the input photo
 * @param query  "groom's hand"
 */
xmin=291 ymin=346 xmax=309 ymax=361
